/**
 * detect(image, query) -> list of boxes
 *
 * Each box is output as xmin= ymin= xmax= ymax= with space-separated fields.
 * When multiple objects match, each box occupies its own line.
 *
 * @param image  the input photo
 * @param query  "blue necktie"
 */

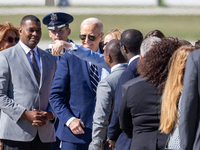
xmin=90 ymin=64 xmax=99 ymax=93
xmin=30 ymin=50 xmax=41 ymax=85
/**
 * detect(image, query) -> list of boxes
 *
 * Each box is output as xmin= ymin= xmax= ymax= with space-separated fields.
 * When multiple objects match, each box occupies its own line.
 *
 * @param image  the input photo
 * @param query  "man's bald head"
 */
xmin=104 ymin=39 xmax=126 ymax=67
xmin=120 ymin=29 xmax=143 ymax=54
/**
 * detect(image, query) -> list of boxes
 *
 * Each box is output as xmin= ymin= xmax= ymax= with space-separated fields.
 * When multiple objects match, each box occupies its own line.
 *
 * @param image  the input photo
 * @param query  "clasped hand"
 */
xmin=22 ymin=109 xmax=53 ymax=127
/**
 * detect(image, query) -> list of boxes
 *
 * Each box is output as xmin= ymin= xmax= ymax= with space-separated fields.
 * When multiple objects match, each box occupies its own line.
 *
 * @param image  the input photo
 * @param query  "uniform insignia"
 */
xmin=51 ymin=13 xmax=58 ymax=21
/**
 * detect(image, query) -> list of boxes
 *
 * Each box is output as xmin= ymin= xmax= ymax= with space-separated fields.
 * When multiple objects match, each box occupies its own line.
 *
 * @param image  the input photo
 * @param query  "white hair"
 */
xmin=140 ymin=37 xmax=161 ymax=57
xmin=80 ymin=18 xmax=104 ymax=34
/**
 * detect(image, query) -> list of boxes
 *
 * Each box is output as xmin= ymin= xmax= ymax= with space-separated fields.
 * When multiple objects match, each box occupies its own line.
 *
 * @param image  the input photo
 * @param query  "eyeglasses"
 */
xmin=4 ymin=36 xmax=19 ymax=43
xmin=79 ymin=34 xmax=96 ymax=41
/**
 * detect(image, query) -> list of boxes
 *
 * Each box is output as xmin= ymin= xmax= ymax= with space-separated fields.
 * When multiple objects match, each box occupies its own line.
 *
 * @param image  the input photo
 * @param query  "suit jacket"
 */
xmin=119 ymin=76 xmax=168 ymax=150
xmin=49 ymin=47 xmax=103 ymax=144
xmin=179 ymin=49 xmax=200 ymax=150
xmin=89 ymin=64 xmax=127 ymax=150
xmin=0 ymin=43 xmax=57 ymax=142
xmin=107 ymin=57 xmax=139 ymax=150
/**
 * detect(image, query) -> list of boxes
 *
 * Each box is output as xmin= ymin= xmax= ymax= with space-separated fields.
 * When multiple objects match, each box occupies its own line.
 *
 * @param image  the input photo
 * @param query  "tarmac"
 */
xmin=1 ymin=6 xmax=198 ymax=48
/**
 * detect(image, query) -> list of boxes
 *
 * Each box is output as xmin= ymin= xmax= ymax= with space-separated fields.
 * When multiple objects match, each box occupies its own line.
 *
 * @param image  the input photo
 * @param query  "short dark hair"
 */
xmin=106 ymin=39 xmax=126 ymax=63
xmin=20 ymin=15 xmax=40 ymax=26
xmin=120 ymin=29 xmax=143 ymax=54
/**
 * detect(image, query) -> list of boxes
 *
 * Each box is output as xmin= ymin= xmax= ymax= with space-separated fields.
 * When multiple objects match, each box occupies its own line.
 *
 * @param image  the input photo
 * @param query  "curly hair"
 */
xmin=159 ymin=45 xmax=197 ymax=134
xmin=138 ymin=37 xmax=181 ymax=91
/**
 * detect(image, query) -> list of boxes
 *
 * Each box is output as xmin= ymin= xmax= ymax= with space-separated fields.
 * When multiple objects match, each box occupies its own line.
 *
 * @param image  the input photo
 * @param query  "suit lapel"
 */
xmin=81 ymin=60 xmax=95 ymax=96
xmin=15 ymin=43 xmax=39 ymax=87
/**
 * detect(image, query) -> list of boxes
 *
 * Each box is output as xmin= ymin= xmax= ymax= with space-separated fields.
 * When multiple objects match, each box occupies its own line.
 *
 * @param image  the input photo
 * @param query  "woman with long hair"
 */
xmin=159 ymin=45 xmax=198 ymax=149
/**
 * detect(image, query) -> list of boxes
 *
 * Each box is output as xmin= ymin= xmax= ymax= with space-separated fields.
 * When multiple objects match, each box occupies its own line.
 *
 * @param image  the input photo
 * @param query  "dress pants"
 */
xmin=1 ymin=133 xmax=51 ymax=150
xmin=61 ymin=139 xmax=91 ymax=150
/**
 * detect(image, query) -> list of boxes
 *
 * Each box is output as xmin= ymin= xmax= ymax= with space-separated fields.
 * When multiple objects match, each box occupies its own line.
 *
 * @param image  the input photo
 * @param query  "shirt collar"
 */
xmin=19 ymin=40 xmax=38 ymax=55
xmin=128 ymin=55 xmax=140 ymax=65
xmin=111 ymin=63 xmax=127 ymax=72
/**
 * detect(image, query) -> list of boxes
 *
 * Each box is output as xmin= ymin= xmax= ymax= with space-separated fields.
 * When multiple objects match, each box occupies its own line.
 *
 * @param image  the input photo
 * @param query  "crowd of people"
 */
xmin=0 ymin=12 xmax=199 ymax=150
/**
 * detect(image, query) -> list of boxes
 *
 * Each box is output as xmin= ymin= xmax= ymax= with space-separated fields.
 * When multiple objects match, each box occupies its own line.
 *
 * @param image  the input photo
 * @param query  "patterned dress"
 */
xmin=166 ymin=97 xmax=181 ymax=150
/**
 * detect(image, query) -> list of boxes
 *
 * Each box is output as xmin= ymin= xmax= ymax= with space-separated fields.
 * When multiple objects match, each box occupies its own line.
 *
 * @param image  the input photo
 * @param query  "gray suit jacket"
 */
xmin=179 ymin=49 xmax=200 ymax=150
xmin=0 ymin=43 xmax=57 ymax=142
xmin=89 ymin=64 xmax=127 ymax=150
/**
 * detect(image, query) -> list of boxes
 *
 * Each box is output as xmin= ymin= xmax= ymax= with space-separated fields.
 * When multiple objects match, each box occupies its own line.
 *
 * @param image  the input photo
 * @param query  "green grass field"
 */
xmin=1 ymin=14 xmax=200 ymax=42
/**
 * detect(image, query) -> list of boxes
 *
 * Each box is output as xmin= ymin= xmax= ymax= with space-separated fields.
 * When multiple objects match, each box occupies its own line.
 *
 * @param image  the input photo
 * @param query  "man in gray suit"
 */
xmin=89 ymin=39 xmax=127 ymax=150
xmin=0 ymin=15 xmax=57 ymax=150
xmin=179 ymin=48 xmax=200 ymax=150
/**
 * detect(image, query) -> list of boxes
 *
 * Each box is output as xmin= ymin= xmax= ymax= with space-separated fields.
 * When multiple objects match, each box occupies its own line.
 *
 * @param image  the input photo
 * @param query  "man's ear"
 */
xmin=48 ymin=30 xmax=52 ymax=38
xmin=121 ymin=45 xmax=128 ymax=54
xmin=67 ymin=28 xmax=71 ymax=36
xmin=108 ymin=54 xmax=113 ymax=63
xmin=19 ymin=27 xmax=22 ymax=34
xmin=100 ymin=33 xmax=104 ymax=41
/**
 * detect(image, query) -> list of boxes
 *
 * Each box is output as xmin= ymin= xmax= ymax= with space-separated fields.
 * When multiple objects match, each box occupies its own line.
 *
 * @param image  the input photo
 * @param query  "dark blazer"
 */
xmin=107 ymin=57 xmax=139 ymax=150
xmin=179 ymin=49 xmax=200 ymax=150
xmin=49 ymin=48 xmax=102 ymax=144
xmin=119 ymin=76 xmax=168 ymax=150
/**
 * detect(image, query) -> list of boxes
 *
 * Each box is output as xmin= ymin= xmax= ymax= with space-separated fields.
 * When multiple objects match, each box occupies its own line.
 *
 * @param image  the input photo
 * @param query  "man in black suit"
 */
xmin=107 ymin=29 xmax=143 ymax=150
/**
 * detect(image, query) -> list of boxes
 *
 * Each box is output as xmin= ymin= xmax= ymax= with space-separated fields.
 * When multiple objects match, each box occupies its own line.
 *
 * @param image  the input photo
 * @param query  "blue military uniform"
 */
xmin=42 ymin=12 xmax=74 ymax=150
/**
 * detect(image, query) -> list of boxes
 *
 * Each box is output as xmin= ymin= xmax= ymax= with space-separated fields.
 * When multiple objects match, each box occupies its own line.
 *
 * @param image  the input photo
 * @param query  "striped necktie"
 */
xmin=29 ymin=50 xmax=41 ymax=85
xmin=90 ymin=64 xmax=99 ymax=93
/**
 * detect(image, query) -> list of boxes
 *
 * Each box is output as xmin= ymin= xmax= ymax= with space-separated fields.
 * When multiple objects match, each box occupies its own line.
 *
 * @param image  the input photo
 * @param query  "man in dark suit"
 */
xmin=0 ymin=15 xmax=57 ymax=150
xmin=107 ymin=29 xmax=143 ymax=150
xmin=49 ymin=18 xmax=106 ymax=150
xmin=179 ymin=49 xmax=200 ymax=150
xmin=50 ymin=29 xmax=143 ymax=149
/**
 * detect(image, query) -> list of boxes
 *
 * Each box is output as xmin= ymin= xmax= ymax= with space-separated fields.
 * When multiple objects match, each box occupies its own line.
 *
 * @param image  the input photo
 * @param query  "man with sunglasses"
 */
xmin=52 ymin=29 xmax=144 ymax=150
xmin=49 ymin=18 xmax=108 ymax=150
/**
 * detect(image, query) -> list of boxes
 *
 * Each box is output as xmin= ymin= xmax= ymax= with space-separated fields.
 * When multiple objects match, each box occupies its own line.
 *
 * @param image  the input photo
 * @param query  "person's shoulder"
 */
xmin=101 ymin=71 xmax=120 ymax=86
xmin=187 ymin=48 xmax=200 ymax=62
xmin=190 ymin=48 xmax=200 ymax=57
xmin=128 ymin=58 xmax=139 ymax=68
xmin=123 ymin=76 xmax=144 ymax=89
xmin=0 ymin=44 xmax=18 ymax=57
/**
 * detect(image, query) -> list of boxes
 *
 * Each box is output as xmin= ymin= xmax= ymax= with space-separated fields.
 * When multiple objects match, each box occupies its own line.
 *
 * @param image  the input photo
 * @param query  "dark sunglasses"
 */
xmin=79 ymin=34 xmax=96 ymax=41
xmin=4 ymin=36 xmax=19 ymax=43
